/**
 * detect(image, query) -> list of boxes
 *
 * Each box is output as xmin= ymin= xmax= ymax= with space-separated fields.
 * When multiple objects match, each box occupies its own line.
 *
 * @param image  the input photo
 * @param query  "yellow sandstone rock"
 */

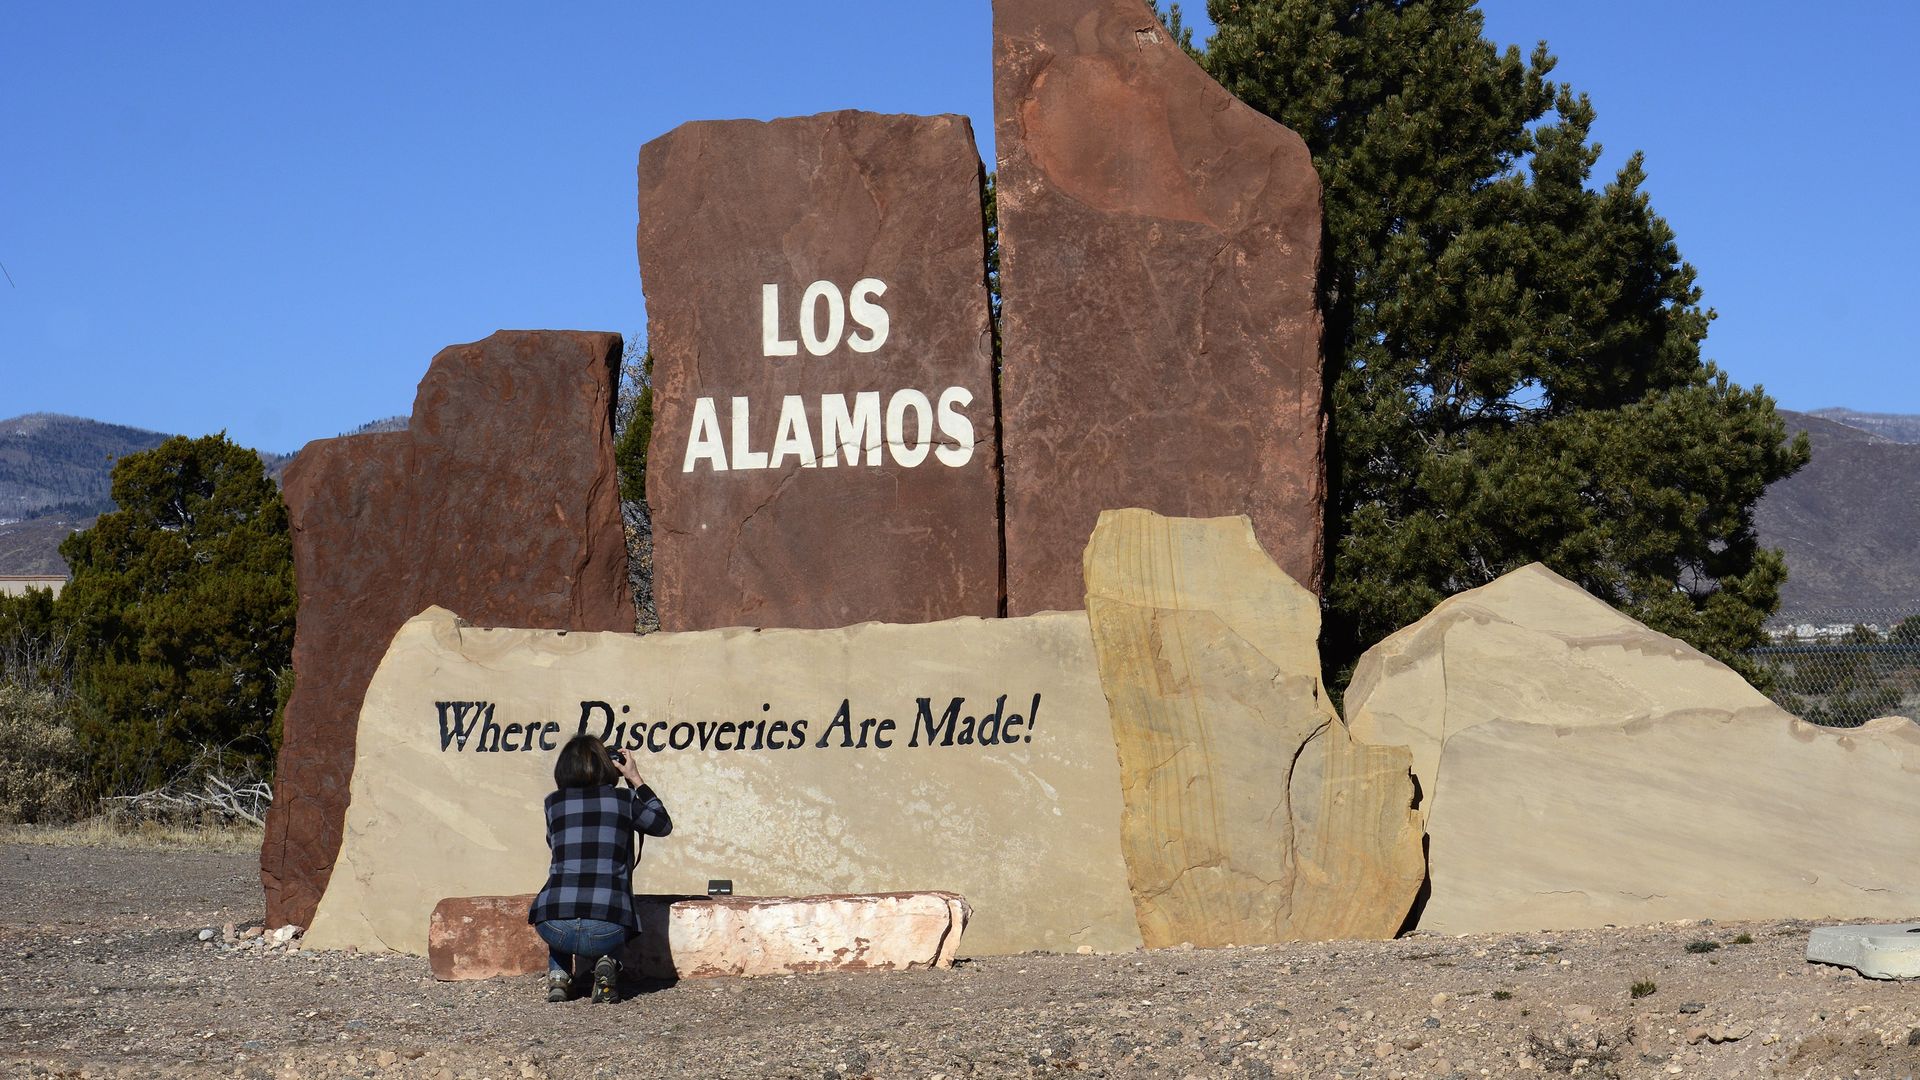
xmin=1346 ymin=563 xmax=1920 ymax=933
xmin=1083 ymin=509 xmax=1424 ymax=946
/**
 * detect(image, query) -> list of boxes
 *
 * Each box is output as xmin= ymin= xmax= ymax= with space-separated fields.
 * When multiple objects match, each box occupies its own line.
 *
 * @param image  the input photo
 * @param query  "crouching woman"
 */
xmin=527 ymin=734 xmax=672 ymax=1003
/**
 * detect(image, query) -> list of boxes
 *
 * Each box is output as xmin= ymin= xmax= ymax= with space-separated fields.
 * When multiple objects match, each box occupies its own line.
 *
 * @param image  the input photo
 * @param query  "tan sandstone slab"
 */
xmin=1083 ymin=509 xmax=1423 ymax=947
xmin=306 ymin=608 xmax=1141 ymax=958
xmin=1345 ymin=563 xmax=1920 ymax=933
xmin=429 ymin=892 xmax=968 ymax=981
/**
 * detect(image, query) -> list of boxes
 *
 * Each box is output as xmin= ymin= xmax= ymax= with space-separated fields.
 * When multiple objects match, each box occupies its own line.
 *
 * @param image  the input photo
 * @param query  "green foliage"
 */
xmin=1732 ymin=933 xmax=1754 ymax=945
xmin=1629 ymin=980 xmax=1657 ymax=999
xmin=56 ymin=433 xmax=295 ymax=794
xmin=1183 ymin=0 xmax=1808 ymax=685
xmin=1684 ymin=939 xmax=1720 ymax=954
xmin=614 ymin=344 xmax=654 ymax=507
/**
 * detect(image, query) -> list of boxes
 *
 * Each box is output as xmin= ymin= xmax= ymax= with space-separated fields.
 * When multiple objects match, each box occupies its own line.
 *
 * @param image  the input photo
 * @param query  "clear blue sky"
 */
xmin=3 ymin=2 xmax=1914 ymax=453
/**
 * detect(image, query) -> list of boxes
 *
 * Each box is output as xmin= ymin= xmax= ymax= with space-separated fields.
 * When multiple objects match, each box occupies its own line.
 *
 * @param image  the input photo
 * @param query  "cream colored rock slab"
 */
xmin=1806 ymin=922 xmax=1920 ymax=980
xmin=1346 ymin=563 xmax=1795 ymax=824
xmin=1423 ymin=714 xmax=1920 ymax=934
xmin=306 ymin=607 xmax=1140 ymax=957
xmin=1083 ymin=509 xmax=1423 ymax=946
xmin=428 ymin=892 xmax=969 ymax=980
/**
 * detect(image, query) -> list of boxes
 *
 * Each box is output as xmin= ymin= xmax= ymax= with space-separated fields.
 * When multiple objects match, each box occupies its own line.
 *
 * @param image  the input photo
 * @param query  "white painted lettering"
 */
xmin=886 ymin=389 xmax=933 ymax=468
xmin=768 ymin=395 xmax=818 ymax=470
xmin=934 ymin=386 xmax=975 ymax=467
xmin=682 ymin=397 xmax=728 ymax=473
xmin=846 ymin=278 xmax=890 ymax=353
xmin=761 ymin=284 xmax=798 ymax=357
xmin=799 ymin=280 xmax=846 ymax=356
xmin=820 ymin=391 xmax=882 ymax=467
xmin=729 ymin=395 xmax=769 ymax=471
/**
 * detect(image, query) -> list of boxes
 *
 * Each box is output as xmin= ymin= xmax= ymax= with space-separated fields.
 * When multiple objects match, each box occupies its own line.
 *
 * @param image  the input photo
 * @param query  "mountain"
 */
xmin=0 ymin=413 xmax=328 ymax=576
xmin=0 ymin=413 xmax=172 ymax=521
xmin=1808 ymin=407 xmax=1920 ymax=445
xmin=1756 ymin=410 xmax=1920 ymax=623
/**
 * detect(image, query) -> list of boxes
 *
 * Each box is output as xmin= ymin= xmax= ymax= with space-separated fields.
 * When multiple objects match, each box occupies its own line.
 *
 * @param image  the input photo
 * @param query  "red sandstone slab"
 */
xmin=261 ymin=331 xmax=633 ymax=929
xmin=993 ymin=0 xmax=1327 ymax=613
xmin=638 ymin=110 xmax=1002 ymax=631
xmin=428 ymin=892 xmax=971 ymax=981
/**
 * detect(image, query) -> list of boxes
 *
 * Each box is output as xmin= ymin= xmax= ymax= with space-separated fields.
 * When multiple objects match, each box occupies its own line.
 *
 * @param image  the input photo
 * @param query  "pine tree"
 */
xmin=57 ymin=434 xmax=295 ymax=793
xmin=1166 ymin=0 xmax=1808 ymax=686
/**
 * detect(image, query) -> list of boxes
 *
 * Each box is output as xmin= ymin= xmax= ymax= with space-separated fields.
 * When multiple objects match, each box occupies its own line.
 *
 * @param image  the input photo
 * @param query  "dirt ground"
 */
xmin=2 ymin=844 xmax=1917 ymax=1079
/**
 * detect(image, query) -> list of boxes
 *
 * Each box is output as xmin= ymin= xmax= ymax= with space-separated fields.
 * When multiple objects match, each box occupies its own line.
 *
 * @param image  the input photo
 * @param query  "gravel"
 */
xmin=4 ymin=843 xmax=1918 ymax=1078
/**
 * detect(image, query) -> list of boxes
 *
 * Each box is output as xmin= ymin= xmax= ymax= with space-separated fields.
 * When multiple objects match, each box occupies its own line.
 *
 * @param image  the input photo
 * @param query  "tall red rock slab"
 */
xmin=638 ymin=111 xmax=1001 ymax=631
xmin=260 ymin=432 xmax=414 ymax=929
xmin=993 ymin=0 xmax=1326 ymax=614
xmin=260 ymin=330 xmax=632 ymax=929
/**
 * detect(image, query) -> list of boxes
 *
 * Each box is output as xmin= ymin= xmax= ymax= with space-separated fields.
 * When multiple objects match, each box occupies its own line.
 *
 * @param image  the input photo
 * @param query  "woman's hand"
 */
xmin=611 ymin=749 xmax=645 ymax=788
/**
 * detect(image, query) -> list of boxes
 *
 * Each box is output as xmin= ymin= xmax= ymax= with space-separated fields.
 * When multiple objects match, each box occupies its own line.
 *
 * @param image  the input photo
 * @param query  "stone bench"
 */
xmin=428 ymin=891 xmax=969 ymax=981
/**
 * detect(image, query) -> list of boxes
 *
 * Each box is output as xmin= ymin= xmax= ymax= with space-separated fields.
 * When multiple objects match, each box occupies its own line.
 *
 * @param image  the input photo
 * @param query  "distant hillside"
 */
xmin=1756 ymin=409 xmax=1920 ymax=622
xmin=1809 ymin=407 xmax=1920 ymax=445
xmin=0 ymin=414 xmax=171 ymax=521
xmin=0 ymin=412 xmax=353 ymax=575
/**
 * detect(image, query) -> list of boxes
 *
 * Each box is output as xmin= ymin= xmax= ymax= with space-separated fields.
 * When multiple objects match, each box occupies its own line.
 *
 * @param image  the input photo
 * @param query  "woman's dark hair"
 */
xmin=554 ymin=733 xmax=618 ymax=790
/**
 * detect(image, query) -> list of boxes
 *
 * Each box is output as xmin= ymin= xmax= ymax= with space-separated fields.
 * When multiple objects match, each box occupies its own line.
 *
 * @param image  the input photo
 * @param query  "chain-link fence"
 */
xmin=1748 ymin=610 xmax=1920 ymax=727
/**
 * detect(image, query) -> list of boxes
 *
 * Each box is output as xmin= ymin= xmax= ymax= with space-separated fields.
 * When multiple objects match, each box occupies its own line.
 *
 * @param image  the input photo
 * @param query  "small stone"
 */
xmin=1761 ymin=1034 xmax=1780 ymax=1046
xmin=376 ymin=1051 xmax=397 ymax=1067
xmin=1373 ymin=1042 xmax=1393 ymax=1059
xmin=243 ymin=926 xmax=264 ymax=940
xmin=1430 ymin=993 xmax=1449 ymax=1007
xmin=197 ymin=929 xmax=215 ymax=942
xmin=1677 ymin=1002 xmax=1704 ymax=1014
xmin=1423 ymin=1017 xmax=1441 ymax=1029
xmin=1685 ymin=1027 xmax=1709 ymax=1044
xmin=1076 ymin=945 xmax=1093 ymax=955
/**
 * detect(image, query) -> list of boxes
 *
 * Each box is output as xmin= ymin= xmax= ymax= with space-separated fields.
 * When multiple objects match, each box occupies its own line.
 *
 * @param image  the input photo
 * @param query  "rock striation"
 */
xmin=994 ymin=0 xmax=1326 ymax=615
xmin=1083 ymin=509 xmax=1424 ymax=946
xmin=638 ymin=111 xmax=1001 ymax=631
xmin=261 ymin=331 xmax=633 ymax=930
xmin=1346 ymin=563 xmax=1920 ymax=933
xmin=429 ymin=892 xmax=969 ymax=981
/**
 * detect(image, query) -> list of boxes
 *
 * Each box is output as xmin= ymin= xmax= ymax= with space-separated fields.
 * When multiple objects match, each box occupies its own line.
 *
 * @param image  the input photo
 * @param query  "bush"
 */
xmin=0 ymin=683 xmax=84 ymax=824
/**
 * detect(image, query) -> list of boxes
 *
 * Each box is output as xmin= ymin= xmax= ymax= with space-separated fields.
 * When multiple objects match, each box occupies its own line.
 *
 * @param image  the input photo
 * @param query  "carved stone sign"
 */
xmin=305 ymin=606 xmax=1142 ymax=957
xmin=638 ymin=110 xmax=1001 ymax=632
xmin=993 ymin=0 xmax=1327 ymax=614
xmin=305 ymin=512 xmax=1424 ymax=959
xmin=261 ymin=330 xmax=633 ymax=930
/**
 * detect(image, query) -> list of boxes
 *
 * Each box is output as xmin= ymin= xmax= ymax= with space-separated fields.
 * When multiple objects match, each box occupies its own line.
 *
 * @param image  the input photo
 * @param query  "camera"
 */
xmin=609 ymin=748 xmax=627 ymax=766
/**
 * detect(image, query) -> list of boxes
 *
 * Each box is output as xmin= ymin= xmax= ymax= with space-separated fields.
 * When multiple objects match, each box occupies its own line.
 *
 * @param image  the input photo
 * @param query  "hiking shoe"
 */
xmin=591 ymin=954 xmax=620 ymax=1003
xmin=546 ymin=970 xmax=574 ymax=1002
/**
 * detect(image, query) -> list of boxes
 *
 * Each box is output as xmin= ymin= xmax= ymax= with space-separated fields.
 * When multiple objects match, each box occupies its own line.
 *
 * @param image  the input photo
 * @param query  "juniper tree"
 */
xmin=1164 ymin=0 xmax=1807 ymax=687
xmin=57 ymin=434 xmax=294 ymax=793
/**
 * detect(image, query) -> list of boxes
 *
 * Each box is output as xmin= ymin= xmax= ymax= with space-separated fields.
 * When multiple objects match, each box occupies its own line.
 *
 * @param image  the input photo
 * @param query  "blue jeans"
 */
xmin=534 ymin=918 xmax=630 ymax=977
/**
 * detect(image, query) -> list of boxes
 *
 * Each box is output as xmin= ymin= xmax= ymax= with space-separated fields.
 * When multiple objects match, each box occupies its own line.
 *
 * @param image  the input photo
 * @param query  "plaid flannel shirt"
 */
xmin=526 ymin=783 xmax=672 ymax=932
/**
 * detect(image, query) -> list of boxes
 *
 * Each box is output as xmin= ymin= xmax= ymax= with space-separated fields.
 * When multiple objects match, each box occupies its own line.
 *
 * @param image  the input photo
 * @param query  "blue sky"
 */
xmin=3 ymin=2 xmax=1914 ymax=453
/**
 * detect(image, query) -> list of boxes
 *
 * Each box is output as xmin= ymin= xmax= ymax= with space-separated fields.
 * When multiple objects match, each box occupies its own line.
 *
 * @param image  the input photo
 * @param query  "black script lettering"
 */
xmin=577 ymin=701 xmax=615 ymax=740
xmin=476 ymin=706 xmax=505 ymax=752
xmin=911 ymin=697 xmax=962 ymax=747
xmin=537 ymin=720 xmax=560 ymax=751
xmin=817 ymin=700 xmax=855 ymax=748
xmin=501 ymin=721 xmax=523 ymax=752
xmin=647 ymin=721 xmax=668 ymax=753
xmin=767 ymin=719 xmax=788 ymax=748
xmin=717 ymin=721 xmax=738 ymax=750
xmin=436 ymin=701 xmax=491 ymax=752
xmin=669 ymin=722 xmax=694 ymax=751
xmin=977 ymin=695 xmax=1007 ymax=745
xmin=788 ymin=720 xmax=808 ymax=749
xmin=873 ymin=717 xmax=896 ymax=748
xmin=856 ymin=715 xmax=885 ymax=748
